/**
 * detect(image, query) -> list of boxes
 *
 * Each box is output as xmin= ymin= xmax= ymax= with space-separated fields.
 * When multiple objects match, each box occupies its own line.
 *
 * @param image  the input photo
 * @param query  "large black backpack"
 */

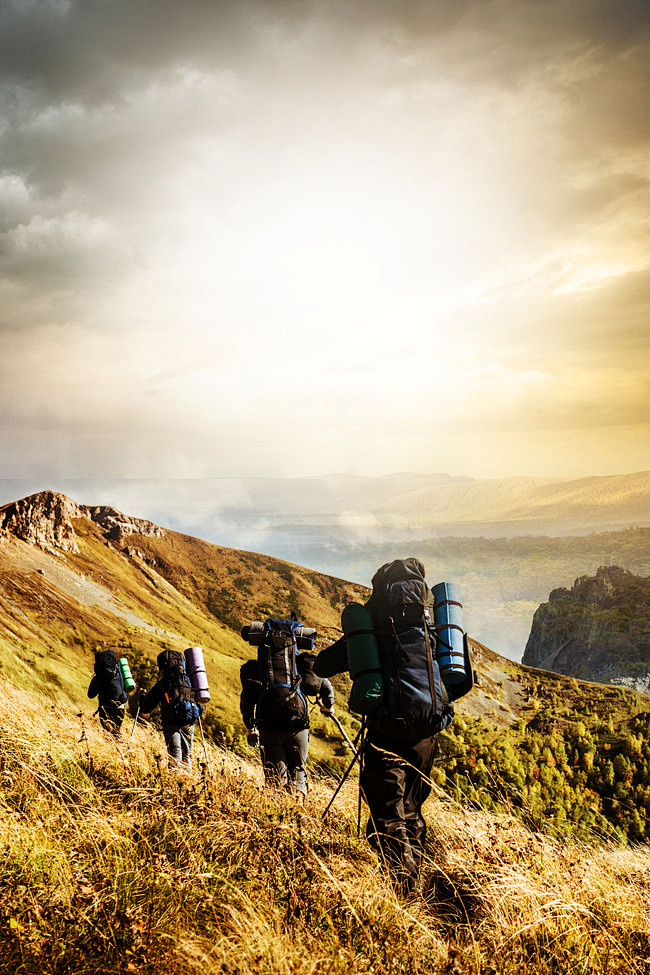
xmin=254 ymin=619 xmax=309 ymax=732
xmin=157 ymin=650 xmax=200 ymax=727
xmin=365 ymin=558 xmax=448 ymax=741
xmin=94 ymin=649 xmax=127 ymax=707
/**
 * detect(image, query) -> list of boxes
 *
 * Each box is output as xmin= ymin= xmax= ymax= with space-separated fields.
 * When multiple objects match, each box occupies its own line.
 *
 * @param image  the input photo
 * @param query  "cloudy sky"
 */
xmin=1 ymin=0 xmax=649 ymax=483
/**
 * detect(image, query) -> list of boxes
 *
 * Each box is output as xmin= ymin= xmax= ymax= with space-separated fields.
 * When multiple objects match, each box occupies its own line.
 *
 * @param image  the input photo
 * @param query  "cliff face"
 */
xmin=0 ymin=492 xmax=82 ymax=552
xmin=0 ymin=491 xmax=164 ymax=554
xmin=523 ymin=566 xmax=650 ymax=691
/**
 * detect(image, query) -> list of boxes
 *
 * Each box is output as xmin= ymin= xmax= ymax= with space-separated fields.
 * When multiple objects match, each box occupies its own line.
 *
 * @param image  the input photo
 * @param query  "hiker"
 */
xmin=135 ymin=649 xmax=202 ymax=772
xmin=315 ymin=558 xmax=474 ymax=894
xmin=88 ymin=647 xmax=128 ymax=736
xmin=240 ymin=619 xmax=335 ymax=800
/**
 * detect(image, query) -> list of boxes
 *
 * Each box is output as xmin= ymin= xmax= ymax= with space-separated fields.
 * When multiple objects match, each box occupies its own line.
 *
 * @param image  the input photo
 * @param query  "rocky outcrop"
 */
xmin=523 ymin=566 xmax=650 ymax=690
xmin=0 ymin=492 xmax=82 ymax=553
xmin=0 ymin=491 xmax=164 ymax=554
xmin=81 ymin=505 xmax=164 ymax=543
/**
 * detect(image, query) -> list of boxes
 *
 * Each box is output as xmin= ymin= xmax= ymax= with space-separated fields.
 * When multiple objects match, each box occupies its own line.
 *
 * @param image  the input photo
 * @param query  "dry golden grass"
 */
xmin=1 ymin=679 xmax=650 ymax=974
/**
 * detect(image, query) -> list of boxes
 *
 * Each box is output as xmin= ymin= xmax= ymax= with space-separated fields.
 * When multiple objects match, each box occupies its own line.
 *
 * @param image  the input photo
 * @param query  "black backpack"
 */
xmin=297 ymin=652 xmax=324 ymax=697
xmin=365 ymin=558 xmax=448 ymax=741
xmin=94 ymin=649 xmax=126 ymax=706
xmin=254 ymin=619 xmax=309 ymax=732
xmin=157 ymin=650 xmax=200 ymax=727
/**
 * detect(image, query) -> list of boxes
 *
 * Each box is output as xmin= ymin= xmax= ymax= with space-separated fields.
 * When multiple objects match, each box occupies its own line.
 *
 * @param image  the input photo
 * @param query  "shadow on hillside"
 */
xmin=421 ymin=868 xmax=483 ymax=928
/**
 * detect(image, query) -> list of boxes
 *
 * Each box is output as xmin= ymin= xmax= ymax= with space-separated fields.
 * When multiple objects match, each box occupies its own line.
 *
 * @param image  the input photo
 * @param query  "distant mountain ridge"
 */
xmin=1 ymin=471 xmax=649 ymax=551
xmin=523 ymin=566 xmax=650 ymax=691
xmin=365 ymin=470 xmax=650 ymax=537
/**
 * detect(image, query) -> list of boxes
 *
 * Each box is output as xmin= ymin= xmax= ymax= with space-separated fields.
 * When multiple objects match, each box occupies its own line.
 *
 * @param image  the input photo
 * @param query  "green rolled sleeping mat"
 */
xmin=118 ymin=656 xmax=136 ymax=694
xmin=341 ymin=602 xmax=384 ymax=714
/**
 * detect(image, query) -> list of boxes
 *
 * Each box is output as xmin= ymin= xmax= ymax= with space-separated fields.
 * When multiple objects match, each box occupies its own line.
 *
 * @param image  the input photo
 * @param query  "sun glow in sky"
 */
xmin=0 ymin=0 xmax=649 ymax=482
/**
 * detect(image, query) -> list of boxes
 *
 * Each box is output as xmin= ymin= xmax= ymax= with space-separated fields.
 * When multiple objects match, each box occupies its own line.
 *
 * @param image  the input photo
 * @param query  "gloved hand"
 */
xmin=320 ymin=705 xmax=334 ymax=716
xmin=247 ymin=728 xmax=260 ymax=748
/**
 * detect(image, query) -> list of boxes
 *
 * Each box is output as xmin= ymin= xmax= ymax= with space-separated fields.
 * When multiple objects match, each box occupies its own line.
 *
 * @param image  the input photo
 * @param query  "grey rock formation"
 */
xmin=81 ymin=505 xmax=165 ymax=543
xmin=0 ymin=491 xmax=82 ymax=553
xmin=0 ymin=491 xmax=164 ymax=554
xmin=523 ymin=565 xmax=650 ymax=689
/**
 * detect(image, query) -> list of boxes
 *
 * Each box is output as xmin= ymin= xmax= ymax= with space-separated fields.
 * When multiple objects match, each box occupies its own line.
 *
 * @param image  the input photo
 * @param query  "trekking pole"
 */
xmin=322 ymin=725 xmax=364 ymax=819
xmin=326 ymin=712 xmax=355 ymax=751
xmin=129 ymin=705 xmax=140 ymax=741
xmin=357 ymin=716 xmax=366 ymax=838
xmin=198 ymin=714 xmax=210 ymax=772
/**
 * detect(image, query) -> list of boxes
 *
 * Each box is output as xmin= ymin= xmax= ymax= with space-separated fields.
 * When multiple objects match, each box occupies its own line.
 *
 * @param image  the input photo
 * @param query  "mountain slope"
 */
xmin=1 ymin=491 xmax=647 ymax=730
xmin=0 ymin=491 xmax=540 ymax=735
xmin=0 ymin=492 xmax=366 ymax=763
xmin=5 ymin=492 xmax=650 ymax=845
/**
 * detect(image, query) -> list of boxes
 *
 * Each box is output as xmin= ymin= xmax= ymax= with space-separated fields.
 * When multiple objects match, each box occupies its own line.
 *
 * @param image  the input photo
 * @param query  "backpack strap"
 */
xmin=424 ymin=622 xmax=448 ymax=709
xmin=435 ymin=623 xmax=466 ymax=655
xmin=387 ymin=617 xmax=410 ymax=711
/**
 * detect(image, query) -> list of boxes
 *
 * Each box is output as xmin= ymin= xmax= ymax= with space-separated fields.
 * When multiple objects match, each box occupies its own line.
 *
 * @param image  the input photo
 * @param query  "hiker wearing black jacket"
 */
xmin=315 ymin=636 xmax=450 ymax=892
xmin=240 ymin=652 xmax=335 ymax=799
xmin=314 ymin=560 xmax=472 ymax=894
xmin=88 ymin=648 xmax=127 ymax=736
xmin=136 ymin=650 xmax=203 ymax=771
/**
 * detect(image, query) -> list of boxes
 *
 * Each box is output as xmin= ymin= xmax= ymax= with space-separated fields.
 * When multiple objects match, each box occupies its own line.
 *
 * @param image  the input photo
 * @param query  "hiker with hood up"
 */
xmin=314 ymin=559 xmax=474 ymax=894
xmin=134 ymin=649 xmax=202 ymax=771
xmin=240 ymin=621 xmax=335 ymax=800
xmin=88 ymin=647 xmax=128 ymax=736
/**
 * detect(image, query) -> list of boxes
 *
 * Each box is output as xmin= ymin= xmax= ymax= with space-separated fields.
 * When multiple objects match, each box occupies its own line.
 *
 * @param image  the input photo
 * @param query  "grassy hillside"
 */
xmin=2 ymin=680 xmax=650 ymax=974
xmin=4 ymin=495 xmax=650 ymax=843
xmin=0 ymin=508 xmax=365 ymax=768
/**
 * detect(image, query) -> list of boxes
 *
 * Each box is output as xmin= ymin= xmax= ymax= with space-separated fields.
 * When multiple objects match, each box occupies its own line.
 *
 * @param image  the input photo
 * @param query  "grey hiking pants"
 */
xmin=259 ymin=727 xmax=309 ymax=796
xmin=162 ymin=723 xmax=195 ymax=770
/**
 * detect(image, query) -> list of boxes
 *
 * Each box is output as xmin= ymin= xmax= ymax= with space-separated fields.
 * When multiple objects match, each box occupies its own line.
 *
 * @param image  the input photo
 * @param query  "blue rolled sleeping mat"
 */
xmin=432 ymin=581 xmax=469 ymax=688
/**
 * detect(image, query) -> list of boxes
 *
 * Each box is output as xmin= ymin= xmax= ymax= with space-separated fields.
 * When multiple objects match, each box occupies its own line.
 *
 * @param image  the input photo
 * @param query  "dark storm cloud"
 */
xmin=0 ymin=0 xmax=251 ymax=102
xmin=2 ymin=0 xmax=648 ymax=100
xmin=0 ymin=0 xmax=645 ymax=207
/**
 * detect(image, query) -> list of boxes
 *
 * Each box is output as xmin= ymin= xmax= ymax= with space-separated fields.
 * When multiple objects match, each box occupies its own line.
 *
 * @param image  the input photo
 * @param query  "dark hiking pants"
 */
xmin=360 ymin=734 xmax=438 ymax=890
xmin=98 ymin=705 xmax=124 ymax=737
xmin=259 ymin=727 xmax=309 ymax=796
